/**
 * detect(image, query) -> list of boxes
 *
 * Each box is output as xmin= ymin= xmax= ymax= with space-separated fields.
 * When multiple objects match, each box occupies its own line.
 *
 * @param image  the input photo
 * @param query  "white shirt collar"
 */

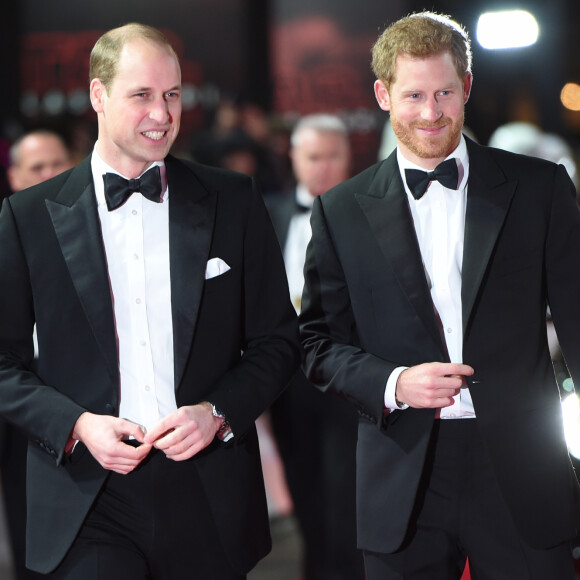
xmin=295 ymin=184 xmax=316 ymax=209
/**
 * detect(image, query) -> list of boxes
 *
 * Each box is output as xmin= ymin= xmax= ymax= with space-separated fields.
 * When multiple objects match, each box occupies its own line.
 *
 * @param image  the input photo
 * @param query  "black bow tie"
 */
xmin=404 ymin=158 xmax=459 ymax=200
xmin=103 ymin=166 xmax=163 ymax=211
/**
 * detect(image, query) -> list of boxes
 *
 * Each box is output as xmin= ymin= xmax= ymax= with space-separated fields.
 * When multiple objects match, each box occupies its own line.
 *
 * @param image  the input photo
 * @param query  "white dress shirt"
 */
xmin=91 ymin=150 xmax=177 ymax=432
xmin=384 ymin=136 xmax=475 ymax=419
xmin=284 ymin=185 xmax=315 ymax=313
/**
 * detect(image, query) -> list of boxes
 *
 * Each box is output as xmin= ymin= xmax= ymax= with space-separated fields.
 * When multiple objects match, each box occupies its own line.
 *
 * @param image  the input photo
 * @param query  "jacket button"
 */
xmin=105 ymin=403 xmax=113 ymax=413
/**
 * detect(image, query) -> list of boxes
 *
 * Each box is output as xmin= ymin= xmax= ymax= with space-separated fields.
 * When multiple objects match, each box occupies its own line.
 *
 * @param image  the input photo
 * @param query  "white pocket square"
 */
xmin=205 ymin=257 xmax=231 ymax=280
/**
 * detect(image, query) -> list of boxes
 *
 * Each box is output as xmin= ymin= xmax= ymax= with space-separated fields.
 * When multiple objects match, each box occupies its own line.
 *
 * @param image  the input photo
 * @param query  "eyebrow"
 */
xmin=128 ymin=84 xmax=182 ymax=93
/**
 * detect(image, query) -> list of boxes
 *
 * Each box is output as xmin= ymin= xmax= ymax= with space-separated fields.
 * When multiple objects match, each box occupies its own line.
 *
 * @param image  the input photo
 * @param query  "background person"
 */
xmin=7 ymin=130 xmax=73 ymax=193
xmin=267 ymin=114 xmax=364 ymax=580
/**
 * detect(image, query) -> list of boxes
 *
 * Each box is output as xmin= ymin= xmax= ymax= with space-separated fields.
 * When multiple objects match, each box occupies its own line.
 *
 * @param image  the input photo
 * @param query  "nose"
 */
xmin=149 ymin=97 xmax=170 ymax=123
xmin=421 ymin=96 xmax=442 ymax=123
xmin=42 ymin=167 xmax=60 ymax=181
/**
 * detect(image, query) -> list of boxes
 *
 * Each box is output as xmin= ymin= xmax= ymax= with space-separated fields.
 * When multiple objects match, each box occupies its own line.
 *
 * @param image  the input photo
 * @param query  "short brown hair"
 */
xmin=371 ymin=12 xmax=472 ymax=89
xmin=89 ymin=23 xmax=177 ymax=92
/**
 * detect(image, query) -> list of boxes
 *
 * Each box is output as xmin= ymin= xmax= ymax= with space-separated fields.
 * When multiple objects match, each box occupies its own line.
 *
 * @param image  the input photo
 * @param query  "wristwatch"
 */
xmin=395 ymin=397 xmax=409 ymax=410
xmin=209 ymin=403 xmax=233 ymax=441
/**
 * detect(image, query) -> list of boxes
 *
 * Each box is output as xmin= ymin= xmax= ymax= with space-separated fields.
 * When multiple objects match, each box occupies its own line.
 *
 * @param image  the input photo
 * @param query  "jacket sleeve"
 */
xmin=545 ymin=164 xmax=580 ymax=384
xmin=201 ymin=178 xmax=302 ymax=437
xmin=299 ymin=195 xmax=395 ymax=427
xmin=0 ymin=198 xmax=85 ymax=465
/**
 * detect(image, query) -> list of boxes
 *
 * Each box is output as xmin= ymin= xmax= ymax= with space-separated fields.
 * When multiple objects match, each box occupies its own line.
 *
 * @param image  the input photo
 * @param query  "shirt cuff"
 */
xmin=65 ymin=436 xmax=79 ymax=455
xmin=384 ymin=366 xmax=409 ymax=410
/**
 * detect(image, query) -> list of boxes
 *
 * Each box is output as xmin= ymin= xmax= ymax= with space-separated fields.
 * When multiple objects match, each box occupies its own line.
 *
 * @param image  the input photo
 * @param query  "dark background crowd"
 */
xmin=1 ymin=0 xmax=580 ymax=202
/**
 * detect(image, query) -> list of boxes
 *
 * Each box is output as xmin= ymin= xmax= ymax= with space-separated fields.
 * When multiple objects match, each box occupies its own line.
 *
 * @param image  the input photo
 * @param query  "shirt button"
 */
xmin=447 ymin=327 xmax=453 ymax=333
xmin=132 ymin=209 xmax=138 ymax=216
xmin=133 ymin=254 xmax=139 ymax=260
xmin=450 ymin=413 xmax=457 ymax=418
xmin=145 ymin=385 xmax=151 ymax=392
xmin=140 ymin=340 xmax=146 ymax=347
xmin=136 ymin=298 xmax=141 ymax=304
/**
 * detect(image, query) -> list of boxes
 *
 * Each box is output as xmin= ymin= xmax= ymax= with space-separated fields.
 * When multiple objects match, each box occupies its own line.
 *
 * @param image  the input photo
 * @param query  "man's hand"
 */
xmin=72 ymin=412 xmax=152 ymax=474
xmin=144 ymin=403 xmax=222 ymax=461
xmin=395 ymin=362 xmax=474 ymax=409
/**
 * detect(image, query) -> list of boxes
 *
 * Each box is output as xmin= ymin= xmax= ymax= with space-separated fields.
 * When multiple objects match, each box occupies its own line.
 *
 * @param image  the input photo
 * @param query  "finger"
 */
xmin=447 ymin=363 xmax=474 ymax=376
xmin=106 ymin=444 xmax=152 ymax=469
xmin=144 ymin=419 xmax=176 ymax=444
xmin=164 ymin=441 xmax=203 ymax=462
xmin=119 ymin=420 xmax=147 ymax=441
xmin=149 ymin=428 xmax=182 ymax=450
xmin=131 ymin=443 xmax=153 ymax=460
xmin=111 ymin=440 xmax=151 ymax=461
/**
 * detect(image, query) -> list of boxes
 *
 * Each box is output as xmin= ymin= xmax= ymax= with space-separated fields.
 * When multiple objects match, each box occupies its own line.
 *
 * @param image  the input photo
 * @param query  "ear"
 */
xmin=463 ymin=72 xmax=473 ymax=104
xmin=90 ymin=78 xmax=106 ymax=113
xmin=374 ymin=79 xmax=391 ymax=112
xmin=6 ymin=166 xmax=19 ymax=192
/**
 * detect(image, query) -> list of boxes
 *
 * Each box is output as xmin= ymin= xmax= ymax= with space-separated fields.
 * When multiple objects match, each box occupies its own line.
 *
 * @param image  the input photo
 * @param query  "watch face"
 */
xmin=211 ymin=404 xmax=226 ymax=420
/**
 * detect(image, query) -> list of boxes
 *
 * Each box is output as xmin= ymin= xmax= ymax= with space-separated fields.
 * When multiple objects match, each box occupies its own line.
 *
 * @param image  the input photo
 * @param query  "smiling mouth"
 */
xmin=414 ymin=120 xmax=449 ymax=132
xmin=142 ymin=131 xmax=167 ymax=140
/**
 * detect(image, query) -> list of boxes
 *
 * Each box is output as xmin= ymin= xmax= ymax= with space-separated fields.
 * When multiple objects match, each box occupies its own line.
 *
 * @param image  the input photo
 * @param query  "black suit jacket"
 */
xmin=300 ymin=138 xmax=580 ymax=553
xmin=0 ymin=155 xmax=300 ymax=574
xmin=264 ymin=188 xmax=305 ymax=249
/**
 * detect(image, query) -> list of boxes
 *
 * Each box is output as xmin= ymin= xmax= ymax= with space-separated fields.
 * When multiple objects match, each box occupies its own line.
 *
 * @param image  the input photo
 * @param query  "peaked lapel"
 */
xmin=461 ymin=139 xmax=516 ymax=340
xmin=165 ymin=156 xmax=217 ymax=390
xmin=355 ymin=153 xmax=447 ymax=358
xmin=44 ymin=157 xmax=119 ymax=386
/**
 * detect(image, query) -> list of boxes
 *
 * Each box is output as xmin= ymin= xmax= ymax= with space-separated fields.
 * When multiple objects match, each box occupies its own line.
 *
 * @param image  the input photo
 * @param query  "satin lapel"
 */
xmin=462 ymin=140 xmax=516 ymax=339
xmin=356 ymin=154 xmax=445 ymax=355
xmin=44 ymin=158 xmax=118 ymax=384
xmin=165 ymin=156 xmax=217 ymax=390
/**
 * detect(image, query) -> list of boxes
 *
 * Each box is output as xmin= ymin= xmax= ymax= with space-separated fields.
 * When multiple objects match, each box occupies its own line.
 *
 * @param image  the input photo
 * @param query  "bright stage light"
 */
xmin=476 ymin=10 xmax=539 ymax=50
xmin=562 ymin=392 xmax=580 ymax=460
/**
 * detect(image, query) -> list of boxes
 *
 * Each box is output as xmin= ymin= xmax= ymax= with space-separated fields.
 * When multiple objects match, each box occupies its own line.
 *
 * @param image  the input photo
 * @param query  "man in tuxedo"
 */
xmin=267 ymin=114 xmax=364 ymax=579
xmin=300 ymin=11 xmax=580 ymax=580
xmin=0 ymin=23 xmax=300 ymax=580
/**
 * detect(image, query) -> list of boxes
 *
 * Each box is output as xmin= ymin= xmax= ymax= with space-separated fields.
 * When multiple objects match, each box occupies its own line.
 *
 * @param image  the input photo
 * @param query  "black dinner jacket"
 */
xmin=264 ymin=187 xmax=307 ymax=250
xmin=300 ymin=137 xmax=580 ymax=553
xmin=0 ymin=154 xmax=300 ymax=574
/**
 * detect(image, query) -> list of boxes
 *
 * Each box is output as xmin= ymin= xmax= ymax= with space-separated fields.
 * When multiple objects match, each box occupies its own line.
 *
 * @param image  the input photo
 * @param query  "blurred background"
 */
xmin=1 ymin=0 xmax=580 ymax=195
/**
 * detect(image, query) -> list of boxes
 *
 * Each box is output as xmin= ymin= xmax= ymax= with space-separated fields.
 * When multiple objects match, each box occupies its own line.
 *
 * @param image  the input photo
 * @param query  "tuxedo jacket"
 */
xmin=264 ymin=188 xmax=305 ymax=249
xmin=0 ymin=155 xmax=300 ymax=574
xmin=300 ymin=137 xmax=580 ymax=554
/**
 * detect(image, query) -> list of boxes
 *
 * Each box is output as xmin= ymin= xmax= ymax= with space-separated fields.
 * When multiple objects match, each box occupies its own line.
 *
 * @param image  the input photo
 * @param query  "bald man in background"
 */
xmin=267 ymin=114 xmax=364 ymax=580
xmin=7 ymin=130 xmax=73 ymax=193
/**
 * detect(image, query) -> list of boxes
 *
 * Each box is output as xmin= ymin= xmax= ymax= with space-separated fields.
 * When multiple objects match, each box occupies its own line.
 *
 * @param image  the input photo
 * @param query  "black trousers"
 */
xmin=363 ymin=420 xmax=574 ymax=580
xmin=46 ymin=447 xmax=245 ymax=580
